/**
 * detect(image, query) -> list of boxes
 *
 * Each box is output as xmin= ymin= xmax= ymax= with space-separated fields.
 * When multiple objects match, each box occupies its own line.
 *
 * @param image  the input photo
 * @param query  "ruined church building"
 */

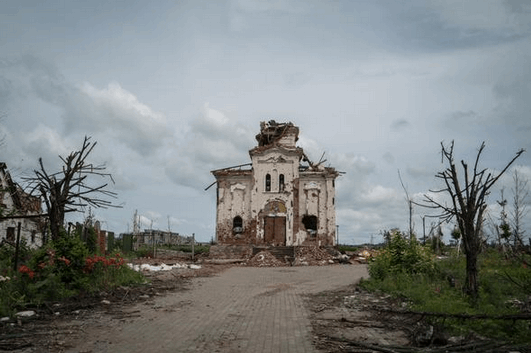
xmin=211 ymin=121 xmax=339 ymax=247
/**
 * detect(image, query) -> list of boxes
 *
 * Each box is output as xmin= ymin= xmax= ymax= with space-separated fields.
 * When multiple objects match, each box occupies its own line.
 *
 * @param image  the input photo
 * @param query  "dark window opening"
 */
xmin=302 ymin=215 xmax=318 ymax=236
xmin=265 ymin=174 xmax=271 ymax=192
xmin=279 ymin=174 xmax=285 ymax=192
xmin=6 ymin=227 xmax=15 ymax=242
xmin=31 ymin=231 xmax=36 ymax=243
xmin=233 ymin=216 xmax=243 ymax=233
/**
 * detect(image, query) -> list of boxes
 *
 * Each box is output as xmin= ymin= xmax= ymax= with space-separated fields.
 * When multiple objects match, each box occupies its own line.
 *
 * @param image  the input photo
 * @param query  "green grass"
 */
xmin=336 ymin=244 xmax=360 ymax=253
xmin=361 ymin=248 xmax=531 ymax=344
xmin=159 ymin=243 xmax=210 ymax=254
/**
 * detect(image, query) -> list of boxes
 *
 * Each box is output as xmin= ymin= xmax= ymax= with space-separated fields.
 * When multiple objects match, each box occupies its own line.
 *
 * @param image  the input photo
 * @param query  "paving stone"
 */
xmin=68 ymin=265 xmax=368 ymax=353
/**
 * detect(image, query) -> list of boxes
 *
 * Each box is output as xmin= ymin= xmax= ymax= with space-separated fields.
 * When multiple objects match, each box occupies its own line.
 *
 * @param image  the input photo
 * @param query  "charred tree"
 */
xmin=422 ymin=141 xmax=524 ymax=300
xmin=23 ymin=136 xmax=119 ymax=241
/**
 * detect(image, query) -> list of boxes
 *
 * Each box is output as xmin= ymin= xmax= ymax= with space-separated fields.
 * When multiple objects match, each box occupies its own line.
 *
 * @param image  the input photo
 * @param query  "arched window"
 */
xmin=265 ymin=173 xmax=271 ymax=192
xmin=233 ymin=216 xmax=243 ymax=233
xmin=279 ymin=174 xmax=285 ymax=192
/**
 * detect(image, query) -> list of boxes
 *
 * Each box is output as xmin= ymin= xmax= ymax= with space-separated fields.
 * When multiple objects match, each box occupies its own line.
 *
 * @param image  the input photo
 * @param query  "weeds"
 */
xmin=362 ymin=239 xmax=531 ymax=344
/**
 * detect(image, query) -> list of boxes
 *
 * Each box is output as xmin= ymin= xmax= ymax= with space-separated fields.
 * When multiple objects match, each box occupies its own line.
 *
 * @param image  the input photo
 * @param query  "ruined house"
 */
xmin=0 ymin=163 xmax=44 ymax=248
xmin=211 ymin=121 xmax=339 ymax=247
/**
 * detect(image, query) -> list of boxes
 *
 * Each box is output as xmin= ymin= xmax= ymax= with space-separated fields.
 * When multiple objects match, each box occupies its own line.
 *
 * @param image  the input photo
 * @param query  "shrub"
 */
xmin=0 ymin=230 xmax=145 ymax=317
xmin=368 ymin=231 xmax=436 ymax=280
xmin=362 ymin=245 xmax=531 ymax=344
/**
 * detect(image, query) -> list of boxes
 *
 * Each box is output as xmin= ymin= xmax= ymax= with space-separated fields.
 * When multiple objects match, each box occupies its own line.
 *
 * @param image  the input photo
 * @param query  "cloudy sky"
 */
xmin=1 ymin=0 xmax=531 ymax=244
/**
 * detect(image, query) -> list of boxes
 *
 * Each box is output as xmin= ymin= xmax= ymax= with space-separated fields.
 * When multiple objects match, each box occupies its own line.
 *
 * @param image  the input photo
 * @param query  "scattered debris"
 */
xmin=293 ymin=246 xmax=335 ymax=266
xmin=127 ymin=262 xmax=202 ymax=272
xmin=246 ymin=251 xmax=285 ymax=267
xmin=15 ymin=311 xmax=36 ymax=318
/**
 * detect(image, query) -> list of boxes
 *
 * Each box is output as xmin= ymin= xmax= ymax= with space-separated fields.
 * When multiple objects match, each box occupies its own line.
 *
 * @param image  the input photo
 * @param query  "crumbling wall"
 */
xmin=0 ymin=163 xmax=43 ymax=248
xmin=296 ymin=173 xmax=337 ymax=246
xmin=255 ymin=120 xmax=299 ymax=147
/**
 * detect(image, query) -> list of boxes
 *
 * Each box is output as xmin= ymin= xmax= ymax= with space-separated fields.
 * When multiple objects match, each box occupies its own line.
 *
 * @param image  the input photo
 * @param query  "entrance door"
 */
xmin=264 ymin=216 xmax=286 ymax=246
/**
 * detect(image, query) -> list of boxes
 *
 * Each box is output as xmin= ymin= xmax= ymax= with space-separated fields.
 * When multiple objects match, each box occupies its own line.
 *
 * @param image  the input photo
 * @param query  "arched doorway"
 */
xmin=262 ymin=200 xmax=287 ymax=246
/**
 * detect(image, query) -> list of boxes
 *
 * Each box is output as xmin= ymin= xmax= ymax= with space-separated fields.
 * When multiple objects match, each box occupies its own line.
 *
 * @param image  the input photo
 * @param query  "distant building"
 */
xmin=0 ymin=163 xmax=44 ymax=248
xmin=132 ymin=229 xmax=193 ymax=249
xmin=211 ymin=121 xmax=339 ymax=247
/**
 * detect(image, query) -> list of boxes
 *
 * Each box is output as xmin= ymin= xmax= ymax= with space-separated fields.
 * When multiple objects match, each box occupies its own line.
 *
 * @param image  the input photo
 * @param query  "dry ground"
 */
xmin=1 ymin=252 xmax=528 ymax=353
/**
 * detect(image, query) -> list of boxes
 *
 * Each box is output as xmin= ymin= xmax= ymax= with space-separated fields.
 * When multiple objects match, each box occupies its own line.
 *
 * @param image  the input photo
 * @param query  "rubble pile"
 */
xmin=294 ymin=246 xmax=335 ymax=266
xmin=350 ymin=248 xmax=379 ymax=264
xmin=127 ymin=262 xmax=201 ymax=272
xmin=246 ymin=250 xmax=286 ymax=267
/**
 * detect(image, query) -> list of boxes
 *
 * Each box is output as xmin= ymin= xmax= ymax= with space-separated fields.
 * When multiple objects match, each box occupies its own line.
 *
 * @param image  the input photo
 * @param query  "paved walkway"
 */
xmin=68 ymin=265 xmax=368 ymax=353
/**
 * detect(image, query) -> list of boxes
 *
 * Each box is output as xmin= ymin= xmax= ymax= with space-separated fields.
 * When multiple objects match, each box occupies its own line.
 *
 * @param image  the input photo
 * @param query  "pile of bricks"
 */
xmin=294 ymin=246 xmax=335 ymax=266
xmin=246 ymin=250 xmax=286 ymax=267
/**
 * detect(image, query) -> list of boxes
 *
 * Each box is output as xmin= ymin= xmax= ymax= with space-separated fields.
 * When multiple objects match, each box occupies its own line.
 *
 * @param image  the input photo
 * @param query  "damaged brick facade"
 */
xmin=0 ymin=163 xmax=44 ymax=248
xmin=211 ymin=121 xmax=339 ymax=247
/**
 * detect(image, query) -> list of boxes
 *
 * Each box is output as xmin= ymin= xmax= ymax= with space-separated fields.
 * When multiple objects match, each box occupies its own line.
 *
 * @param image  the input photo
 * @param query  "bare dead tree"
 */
xmin=23 ymin=136 xmax=119 ymax=241
xmin=398 ymin=169 xmax=414 ymax=240
xmin=511 ymin=169 xmax=529 ymax=250
xmin=421 ymin=141 xmax=524 ymax=299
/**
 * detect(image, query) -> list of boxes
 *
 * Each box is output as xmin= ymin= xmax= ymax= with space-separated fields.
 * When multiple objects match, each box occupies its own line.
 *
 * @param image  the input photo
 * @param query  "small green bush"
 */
xmin=368 ymin=231 xmax=436 ymax=280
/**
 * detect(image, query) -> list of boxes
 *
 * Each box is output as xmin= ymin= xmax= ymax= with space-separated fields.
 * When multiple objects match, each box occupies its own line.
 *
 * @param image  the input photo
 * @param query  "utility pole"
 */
xmin=192 ymin=233 xmax=195 ymax=261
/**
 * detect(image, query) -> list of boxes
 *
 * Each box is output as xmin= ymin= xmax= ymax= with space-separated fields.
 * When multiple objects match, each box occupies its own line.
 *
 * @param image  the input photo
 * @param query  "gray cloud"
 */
xmin=0 ymin=55 xmax=171 ymax=158
xmin=391 ymin=119 xmax=411 ymax=131
xmin=164 ymin=104 xmax=255 ymax=190
xmin=382 ymin=152 xmax=395 ymax=164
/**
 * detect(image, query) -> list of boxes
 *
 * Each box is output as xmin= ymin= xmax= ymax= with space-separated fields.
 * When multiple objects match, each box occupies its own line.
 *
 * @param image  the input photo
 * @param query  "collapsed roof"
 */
xmin=255 ymin=120 xmax=298 ymax=147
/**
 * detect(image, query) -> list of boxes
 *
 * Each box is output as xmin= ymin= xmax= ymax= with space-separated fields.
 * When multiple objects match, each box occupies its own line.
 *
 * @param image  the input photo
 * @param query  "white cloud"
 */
xmin=1 ymin=56 xmax=172 ymax=159
xmin=360 ymin=185 xmax=400 ymax=205
xmin=164 ymin=104 xmax=255 ymax=190
xmin=24 ymin=124 xmax=69 ymax=157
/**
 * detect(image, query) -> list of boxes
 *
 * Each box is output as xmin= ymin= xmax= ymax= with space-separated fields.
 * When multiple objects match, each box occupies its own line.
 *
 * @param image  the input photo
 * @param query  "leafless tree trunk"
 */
xmin=398 ymin=170 xmax=414 ymax=240
xmin=511 ymin=170 xmax=529 ymax=250
xmin=23 ymin=136 xmax=119 ymax=241
xmin=422 ymin=141 xmax=524 ymax=300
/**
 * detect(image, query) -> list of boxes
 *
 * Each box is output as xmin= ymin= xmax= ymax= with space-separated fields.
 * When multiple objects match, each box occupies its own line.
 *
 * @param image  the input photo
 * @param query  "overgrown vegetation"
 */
xmin=159 ymin=243 xmax=210 ymax=254
xmin=336 ymin=244 xmax=359 ymax=253
xmin=0 ymin=228 xmax=145 ymax=318
xmin=361 ymin=231 xmax=531 ymax=344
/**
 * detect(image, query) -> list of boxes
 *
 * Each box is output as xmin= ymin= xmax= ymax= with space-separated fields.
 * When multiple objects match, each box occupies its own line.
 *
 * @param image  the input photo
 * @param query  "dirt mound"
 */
xmin=246 ymin=250 xmax=286 ymax=267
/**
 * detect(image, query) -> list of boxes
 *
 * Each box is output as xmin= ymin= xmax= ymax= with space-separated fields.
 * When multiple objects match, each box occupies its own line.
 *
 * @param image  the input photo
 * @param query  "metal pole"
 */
xmin=13 ymin=222 xmax=21 ymax=272
xmin=192 ymin=233 xmax=195 ymax=261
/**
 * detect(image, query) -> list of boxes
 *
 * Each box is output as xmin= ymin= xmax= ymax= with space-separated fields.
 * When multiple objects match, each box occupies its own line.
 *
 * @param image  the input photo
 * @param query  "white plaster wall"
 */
xmin=215 ymin=176 xmax=253 ymax=241
xmin=250 ymin=149 xmax=300 ymax=244
xmin=297 ymin=174 xmax=336 ymax=246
